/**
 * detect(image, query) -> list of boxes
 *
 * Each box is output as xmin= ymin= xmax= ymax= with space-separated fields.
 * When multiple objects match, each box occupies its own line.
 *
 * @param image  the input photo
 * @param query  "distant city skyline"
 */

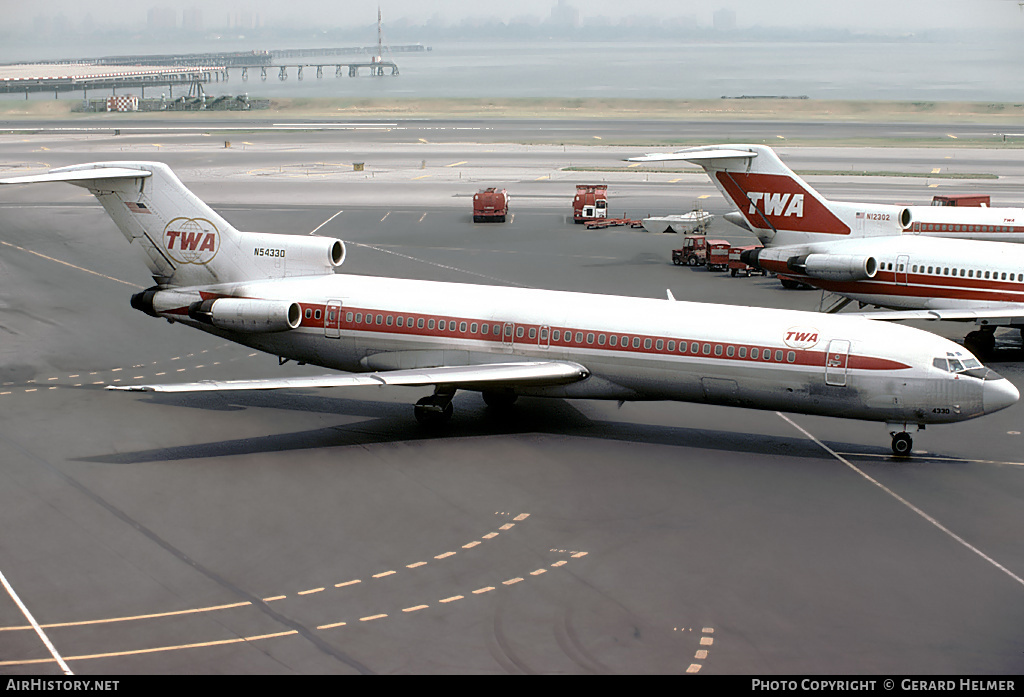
xmin=5 ymin=0 xmax=1019 ymax=34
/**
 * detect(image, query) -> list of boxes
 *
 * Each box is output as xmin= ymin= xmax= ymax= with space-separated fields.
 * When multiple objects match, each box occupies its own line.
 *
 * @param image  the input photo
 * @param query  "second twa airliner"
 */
xmin=1 ymin=162 xmax=1016 ymax=456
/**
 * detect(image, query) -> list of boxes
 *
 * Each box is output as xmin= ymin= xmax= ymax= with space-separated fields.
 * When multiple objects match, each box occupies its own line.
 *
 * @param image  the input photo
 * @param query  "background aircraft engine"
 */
xmin=787 ymin=254 xmax=878 ymax=281
xmin=188 ymin=298 xmax=302 ymax=333
xmin=900 ymin=208 xmax=914 ymax=228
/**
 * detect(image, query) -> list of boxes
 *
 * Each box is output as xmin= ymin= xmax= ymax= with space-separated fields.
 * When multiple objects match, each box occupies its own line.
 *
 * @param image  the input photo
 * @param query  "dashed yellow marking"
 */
xmin=318 ymin=621 xmax=347 ymax=630
xmin=513 ymin=514 xmax=529 ymax=521
xmin=592 ymin=136 xmax=602 ymax=140
xmin=530 ymin=569 xmax=546 ymax=576
xmin=372 ymin=570 xmax=396 ymax=578
xmin=406 ymin=562 xmax=427 ymax=569
xmin=472 ymin=587 xmax=494 ymax=595
xmin=695 ymin=649 xmax=708 ymax=659
xmin=403 ymin=605 xmax=428 ymax=613
xmin=668 ymin=178 xmax=682 ymax=183
xmin=571 ymin=552 xmax=588 ymax=558
xmin=502 ymin=578 xmax=523 ymax=586
xmin=627 ymin=163 xmax=641 ymax=168
xmin=298 ymin=587 xmax=324 ymax=595
xmin=360 ymin=614 xmax=387 ymax=622
xmin=412 ymin=174 xmax=431 ymax=180
xmin=551 ymin=560 xmax=567 ymax=567
xmin=499 ymin=523 xmax=515 ymax=531
xmin=462 ymin=541 xmax=480 ymax=549
xmin=482 ymin=532 xmax=498 ymax=539
xmin=700 ymin=637 xmax=714 ymax=646
xmin=931 ymin=168 xmax=941 ymax=174
xmin=434 ymin=552 xmax=455 ymax=560
xmin=334 ymin=580 xmax=360 ymax=588
xmin=439 ymin=596 xmax=463 ymax=603
xmin=445 ymin=161 xmax=467 ymax=167
xmin=535 ymin=175 xmax=550 ymax=181
xmin=687 ymin=664 xmax=702 ymax=673
xmin=262 ymin=595 xmax=286 ymax=602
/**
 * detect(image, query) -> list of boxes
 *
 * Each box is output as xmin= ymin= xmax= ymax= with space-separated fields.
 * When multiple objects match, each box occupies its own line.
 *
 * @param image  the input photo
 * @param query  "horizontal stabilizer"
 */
xmin=626 ymin=148 xmax=757 ymax=164
xmin=0 ymin=167 xmax=152 ymax=185
xmin=107 ymin=360 xmax=590 ymax=393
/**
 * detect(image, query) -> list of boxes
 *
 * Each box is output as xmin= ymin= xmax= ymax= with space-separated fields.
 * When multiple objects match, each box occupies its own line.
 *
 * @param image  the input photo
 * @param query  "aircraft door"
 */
xmin=502 ymin=322 xmax=515 ymax=352
xmin=825 ymin=339 xmax=851 ymax=387
xmin=325 ymin=300 xmax=342 ymax=339
xmin=538 ymin=325 xmax=550 ymax=349
xmin=896 ymin=255 xmax=909 ymax=285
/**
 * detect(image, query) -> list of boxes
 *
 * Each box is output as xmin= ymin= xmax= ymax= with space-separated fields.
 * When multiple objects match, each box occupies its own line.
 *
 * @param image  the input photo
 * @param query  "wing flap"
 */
xmin=107 ymin=360 xmax=590 ymax=394
xmin=853 ymin=308 xmax=1024 ymax=325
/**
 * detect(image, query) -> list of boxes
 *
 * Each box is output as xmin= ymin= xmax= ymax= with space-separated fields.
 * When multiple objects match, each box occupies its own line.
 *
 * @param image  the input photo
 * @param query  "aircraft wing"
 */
xmin=626 ymin=148 xmax=757 ymax=164
xmin=0 ymin=167 xmax=152 ymax=185
xmin=107 ymin=360 xmax=590 ymax=394
xmin=851 ymin=308 xmax=1024 ymax=324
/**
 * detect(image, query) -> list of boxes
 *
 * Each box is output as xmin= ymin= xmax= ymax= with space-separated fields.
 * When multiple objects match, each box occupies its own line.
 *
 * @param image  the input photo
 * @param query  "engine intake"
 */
xmin=188 ymin=298 xmax=301 ymax=333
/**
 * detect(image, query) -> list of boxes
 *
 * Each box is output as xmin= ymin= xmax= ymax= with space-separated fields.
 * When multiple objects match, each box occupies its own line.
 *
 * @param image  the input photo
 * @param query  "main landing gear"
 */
xmin=887 ymin=423 xmax=922 ymax=457
xmin=964 ymin=327 xmax=996 ymax=356
xmin=413 ymin=389 xmax=520 ymax=428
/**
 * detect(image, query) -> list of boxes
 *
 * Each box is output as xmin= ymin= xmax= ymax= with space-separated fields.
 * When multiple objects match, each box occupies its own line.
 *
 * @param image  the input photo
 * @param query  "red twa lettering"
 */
xmin=166 ymin=231 xmax=216 ymax=251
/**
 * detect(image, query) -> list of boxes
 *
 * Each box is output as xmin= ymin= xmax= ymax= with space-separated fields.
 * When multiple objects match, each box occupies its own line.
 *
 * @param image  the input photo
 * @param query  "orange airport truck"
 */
xmin=672 ymin=236 xmax=730 ymax=268
xmin=931 ymin=194 xmax=990 ymax=207
xmin=473 ymin=188 xmax=509 ymax=222
xmin=573 ymin=184 xmax=608 ymax=223
xmin=728 ymin=244 xmax=767 ymax=277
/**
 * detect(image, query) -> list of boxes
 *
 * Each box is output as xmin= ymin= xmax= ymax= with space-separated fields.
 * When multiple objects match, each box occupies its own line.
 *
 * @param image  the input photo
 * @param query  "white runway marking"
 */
xmin=777 ymin=412 xmax=1024 ymax=590
xmin=309 ymin=209 xmax=344 ymax=235
xmin=0 ymin=567 xmax=72 ymax=675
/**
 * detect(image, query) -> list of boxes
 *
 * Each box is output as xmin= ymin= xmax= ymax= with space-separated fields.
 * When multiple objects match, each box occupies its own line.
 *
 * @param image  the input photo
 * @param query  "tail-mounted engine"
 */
xmin=187 ymin=298 xmax=302 ymax=333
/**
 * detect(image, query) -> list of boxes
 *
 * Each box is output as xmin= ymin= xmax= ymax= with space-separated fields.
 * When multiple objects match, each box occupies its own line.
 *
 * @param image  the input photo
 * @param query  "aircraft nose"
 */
xmin=983 ymin=374 xmax=1020 ymax=414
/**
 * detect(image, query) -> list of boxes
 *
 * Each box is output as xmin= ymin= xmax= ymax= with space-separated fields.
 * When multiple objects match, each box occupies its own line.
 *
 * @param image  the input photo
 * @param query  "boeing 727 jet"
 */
xmin=629 ymin=145 xmax=1024 ymax=353
xmin=1 ymin=162 xmax=1017 ymax=455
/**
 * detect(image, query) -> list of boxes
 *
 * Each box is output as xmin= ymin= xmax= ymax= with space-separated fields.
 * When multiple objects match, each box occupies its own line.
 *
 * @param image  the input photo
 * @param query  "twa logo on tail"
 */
xmin=748 ymin=192 xmax=804 ymax=218
xmin=164 ymin=217 xmax=220 ymax=265
xmin=716 ymin=172 xmax=850 ymax=235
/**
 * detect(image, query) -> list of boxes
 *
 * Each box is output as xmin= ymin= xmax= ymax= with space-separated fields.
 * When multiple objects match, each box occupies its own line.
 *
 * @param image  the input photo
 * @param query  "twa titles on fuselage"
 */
xmin=629 ymin=144 xmax=1024 ymax=353
xmin=0 ymin=162 xmax=1016 ymax=456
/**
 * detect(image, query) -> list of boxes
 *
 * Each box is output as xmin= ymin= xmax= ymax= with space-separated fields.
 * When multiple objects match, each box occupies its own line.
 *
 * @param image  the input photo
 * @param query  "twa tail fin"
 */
xmin=629 ymin=144 xmax=855 ymax=243
xmin=0 ymin=162 xmax=344 ymax=287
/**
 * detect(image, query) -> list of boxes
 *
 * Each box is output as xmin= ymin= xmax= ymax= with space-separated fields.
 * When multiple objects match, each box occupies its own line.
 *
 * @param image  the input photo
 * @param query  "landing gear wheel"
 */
xmin=891 ymin=432 xmax=913 ymax=456
xmin=482 ymin=390 xmax=518 ymax=410
xmin=414 ymin=395 xmax=454 ymax=428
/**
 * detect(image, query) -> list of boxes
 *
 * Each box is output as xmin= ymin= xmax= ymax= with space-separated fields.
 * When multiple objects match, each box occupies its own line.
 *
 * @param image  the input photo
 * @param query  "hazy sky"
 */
xmin=5 ymin=0 xmax=1021 ymax=32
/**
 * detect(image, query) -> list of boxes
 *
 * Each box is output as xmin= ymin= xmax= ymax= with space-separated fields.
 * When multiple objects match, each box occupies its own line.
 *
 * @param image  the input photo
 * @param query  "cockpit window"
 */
xmin=935 ymin=352 xmax=984 ymax=374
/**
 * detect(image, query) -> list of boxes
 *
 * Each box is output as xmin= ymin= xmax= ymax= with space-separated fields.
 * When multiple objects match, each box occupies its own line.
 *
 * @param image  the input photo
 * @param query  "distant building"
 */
xmin=227 ymin=11 xmax=263 ymax=31
xmin=550 ymin=0 xmax=581 ymax=28
xmin=148 ymin=7 xmax=177 ymax=31
xmin=182 ymin=7 xmax=203 ymax=32
xmin=713 ymin=8 xmax=736 ymax=31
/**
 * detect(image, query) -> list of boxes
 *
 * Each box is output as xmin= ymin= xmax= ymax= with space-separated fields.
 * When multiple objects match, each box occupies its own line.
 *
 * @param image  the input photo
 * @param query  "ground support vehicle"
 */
xmin=573 ymin=184 xmax=609 ymax=223
xmin=931 ymin=194 xmax=990 ymax=207
xmin=473 ymin=188 xmax=509 ymax=222
xmin=672 ymin=236 xmax=730 ymax=267
xmin=584 ymin=218 xmax=645 ymax=230
xmin=728 ymin=245 xmax=767 ymax=277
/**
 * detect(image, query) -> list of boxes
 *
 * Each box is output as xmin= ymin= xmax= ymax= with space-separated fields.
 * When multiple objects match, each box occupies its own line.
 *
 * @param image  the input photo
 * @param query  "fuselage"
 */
xmin=756 ymin=235 xmax=1024 ymax=311
xmin=153 ymin=273 xmax=1015 ymax=426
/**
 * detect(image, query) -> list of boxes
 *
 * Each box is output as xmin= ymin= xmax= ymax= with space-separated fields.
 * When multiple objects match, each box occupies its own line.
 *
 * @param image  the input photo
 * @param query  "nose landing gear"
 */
xmin=888 ymin=422 xmax=923 ymax=457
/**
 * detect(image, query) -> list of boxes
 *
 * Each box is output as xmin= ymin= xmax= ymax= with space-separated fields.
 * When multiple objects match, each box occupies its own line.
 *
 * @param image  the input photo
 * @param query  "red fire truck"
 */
xmin=473 ymin=188 xmax=509 ymax=222
xmin=573 ymin=184 xmax=608 ymax=223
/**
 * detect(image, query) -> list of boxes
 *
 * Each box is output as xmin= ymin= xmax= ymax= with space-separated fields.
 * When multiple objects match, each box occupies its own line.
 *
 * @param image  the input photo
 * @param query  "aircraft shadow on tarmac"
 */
xmin=75 ymin=390 xmax=887 ymax=465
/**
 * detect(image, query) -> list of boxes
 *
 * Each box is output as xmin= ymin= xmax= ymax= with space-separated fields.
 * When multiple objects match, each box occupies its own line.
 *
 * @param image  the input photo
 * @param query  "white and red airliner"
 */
xmin=1 ymin=161 xmax=1017 ymax=455
xmin=629 ymin=145 xmax=1024 ymax=352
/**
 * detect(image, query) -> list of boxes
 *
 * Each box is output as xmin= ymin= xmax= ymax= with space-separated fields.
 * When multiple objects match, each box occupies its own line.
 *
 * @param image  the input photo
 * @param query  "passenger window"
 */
xmin=553 ymin=330 xmax=560 ymax=341
xmin=588 ymin=333 xmax=595 ymax=344
xmin=775 ymin=350 xmax=783 ymax=361
xmin=667 ymin=340 xmax=675 ymax=351
xmin=714 ymin=345 xmax=722 ymax=356
xmin=314 ymin=310 xmax=322 ymax=320
xmin=739 ymin=347 xmax=747 ymax=358
xmin=396 ymin=316 xmax=403 ymax=327
xmin=471 ymin=323 xmax=478 ymax=333
xmin=787 ymin=351 xmax=796 ymax=363
xmin=417 ymin=318 xmax=424 ymax=329
xmin=517 ymin=327 xmax=525 ymax=338
xmin=751 ymin=348 xmax=759 ymax=359
xmin=632 ymin=337 xmax=641 ymax=348
xmin=460 ymin=322 xmax=468 ymax=332
xmin=643 ymin=338 xmax=652 ymax=349
xmin=691 ymin=342 xmax=699 ymax=353
xmin=386 ymin=315 xmax=393 ymax=326
xmin=599 ymin=334 xmax=607 ymax=346
xmin=608 ymin=335 xmax=616 ymax=347
xmin=376 ymin=314 xmax=383 ymax=325
xmin=764 ymin=350 xmax=772 ymax=361
xmin=575 ymin=332 xmax=583 ymax=343
xmin=428 ymin=319 xmax=435 ymax=329
xmin=438 ymin=320 xmax=446 ymax=330
xmin=726 ymin=346 xmax=735 ymax=357
xmin=305 ymin=309 xmax=313 ymax=319
xmin=702 ymin=343 xmax=710 ymax=355
xmin=346 ymin=312 xmax=353 ymax=322
xmin=655 ymin=339 xmax=663 ymax=350
xmin=529 ymin=328 xmax=537 ymax=339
